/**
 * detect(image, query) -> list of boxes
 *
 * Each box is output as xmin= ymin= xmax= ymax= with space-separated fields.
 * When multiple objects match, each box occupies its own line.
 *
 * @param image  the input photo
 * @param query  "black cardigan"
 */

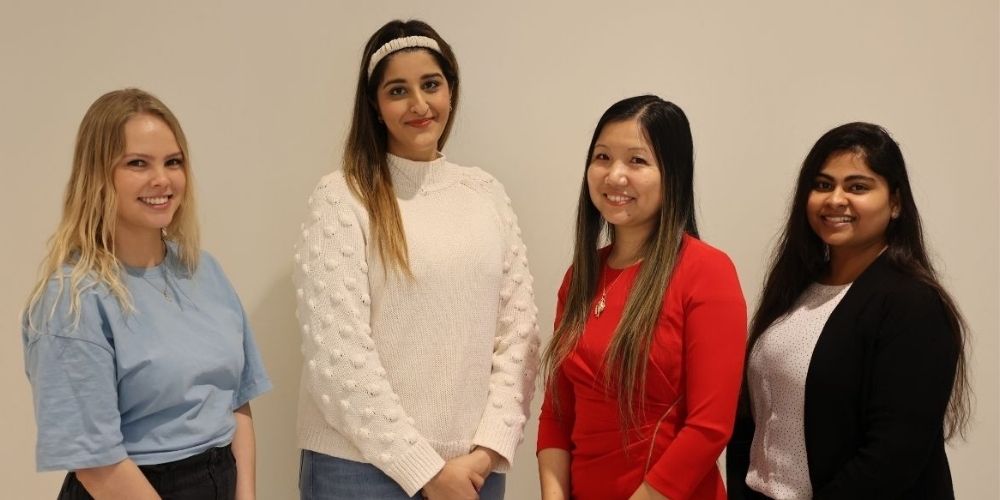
xmin=727 ymin=254 xmax=959 ymax=499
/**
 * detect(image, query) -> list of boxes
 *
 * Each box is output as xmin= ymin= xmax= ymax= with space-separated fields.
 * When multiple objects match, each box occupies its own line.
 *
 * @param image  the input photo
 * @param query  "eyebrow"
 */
xmin=593 ymin=144 xmax=651 ymax=153
xmin=123 ymin=152 xmax=184 ymax=160
xmin=816 ymin=172 xmax=876 ymax=182
xmin=381 ymin=73 xmax=445 ymax=89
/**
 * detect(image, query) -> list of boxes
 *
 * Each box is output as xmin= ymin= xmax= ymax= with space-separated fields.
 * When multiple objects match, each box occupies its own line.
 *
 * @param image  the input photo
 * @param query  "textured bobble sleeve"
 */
xmin=471 ymin=177 xmax=541 ymax=470
xmin=293 ymin=177 xmax=445 ymax=496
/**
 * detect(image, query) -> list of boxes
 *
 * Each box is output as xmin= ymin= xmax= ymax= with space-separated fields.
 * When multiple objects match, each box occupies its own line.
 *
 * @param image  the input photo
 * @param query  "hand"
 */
xmin=421 ymin=461 xmax=483 ymax=500
xmin=627 ymin=482 xmax=668 ymax=500
xmin=450 ymin=447 xmax=499 ymax=479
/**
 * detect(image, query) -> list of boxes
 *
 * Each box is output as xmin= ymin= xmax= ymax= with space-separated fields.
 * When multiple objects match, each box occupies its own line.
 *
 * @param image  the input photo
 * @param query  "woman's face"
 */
xmin=113 ymin=113 xmax=186 ymax=242
xmin=807 ymin=151 xmax=898 ymax=259
xmin=375 ymin=49 xmax=451 ymax=162
xmin=587 ymin=118 xmax=663 ymax=237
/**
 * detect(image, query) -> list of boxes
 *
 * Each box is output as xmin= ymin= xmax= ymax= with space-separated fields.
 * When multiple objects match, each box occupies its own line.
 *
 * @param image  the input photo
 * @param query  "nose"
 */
xmin=150 ymin=164 xmax=170 ymax=187
xmin=606 ymin=160 xmax=628 ymax=186
xmin=410 ymin=93 xmax=429 ymax=115
xmin=827 ymin=186 xmax=848 ymax=207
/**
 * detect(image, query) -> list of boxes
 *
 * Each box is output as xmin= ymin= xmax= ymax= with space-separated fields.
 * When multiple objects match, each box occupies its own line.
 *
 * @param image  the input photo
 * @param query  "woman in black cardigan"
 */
xmin=727 ymin=122 xmax=970 ymax=499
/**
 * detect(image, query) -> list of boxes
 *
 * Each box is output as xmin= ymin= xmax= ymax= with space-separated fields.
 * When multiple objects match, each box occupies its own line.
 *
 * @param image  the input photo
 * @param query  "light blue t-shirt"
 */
xmin=23 ymin=246 xmax=272 ymax=472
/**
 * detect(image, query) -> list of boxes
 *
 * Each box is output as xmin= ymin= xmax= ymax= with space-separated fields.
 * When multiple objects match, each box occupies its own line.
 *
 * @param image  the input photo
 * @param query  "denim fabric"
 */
xmin=299 ymin=450 xmax=506 ymax=500
xmin=57 ymin=445 xmax=236 ymax=500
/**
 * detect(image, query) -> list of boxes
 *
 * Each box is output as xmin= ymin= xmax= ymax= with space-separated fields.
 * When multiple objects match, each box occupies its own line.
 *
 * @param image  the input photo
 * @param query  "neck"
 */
xmin=115 ymin=228 xmax=166 ymax=268
xmin=824 ymin=240 xmax=886 ymax=285
xmin=608 ymin=225 xmax=649 ymax=268
xmin=388 ymin=146 xmax=439 ymax=162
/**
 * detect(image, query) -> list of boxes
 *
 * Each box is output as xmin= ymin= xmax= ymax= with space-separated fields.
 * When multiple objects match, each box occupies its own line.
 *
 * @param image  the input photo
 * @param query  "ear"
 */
xmin=890 ymin=189 xmax=902 ymax=219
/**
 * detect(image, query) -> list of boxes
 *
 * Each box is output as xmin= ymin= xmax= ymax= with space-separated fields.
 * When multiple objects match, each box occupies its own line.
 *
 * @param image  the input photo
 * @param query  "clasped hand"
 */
xmin=421 ymin=448 xmax=498 ymax=500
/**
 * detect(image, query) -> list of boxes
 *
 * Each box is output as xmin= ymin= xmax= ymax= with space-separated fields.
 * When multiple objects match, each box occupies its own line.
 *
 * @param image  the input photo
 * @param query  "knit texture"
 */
xmin=294 ymin=153 xmax=540 ymax=496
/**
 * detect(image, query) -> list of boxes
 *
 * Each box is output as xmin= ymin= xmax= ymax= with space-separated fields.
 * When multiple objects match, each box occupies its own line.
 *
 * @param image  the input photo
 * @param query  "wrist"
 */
xmin=472 ymin=446 xmax=500 ymax=471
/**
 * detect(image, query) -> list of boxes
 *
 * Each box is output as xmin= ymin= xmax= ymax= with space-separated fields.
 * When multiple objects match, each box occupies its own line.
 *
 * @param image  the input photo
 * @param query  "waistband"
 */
xmin=139 ymin=444 xmax=233 ymax=474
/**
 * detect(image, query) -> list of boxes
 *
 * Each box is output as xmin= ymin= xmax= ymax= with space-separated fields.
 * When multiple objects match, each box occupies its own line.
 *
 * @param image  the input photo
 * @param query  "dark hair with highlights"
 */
xmin=343 ymin=19 xmax=460 ymax=276
xmin=542 ymin=95 xmax=698 ymax=432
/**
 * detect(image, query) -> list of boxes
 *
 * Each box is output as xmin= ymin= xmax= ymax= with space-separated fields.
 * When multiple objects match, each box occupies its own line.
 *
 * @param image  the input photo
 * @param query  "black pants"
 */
xmin=58 ymin=445 xmax=236 ymax=500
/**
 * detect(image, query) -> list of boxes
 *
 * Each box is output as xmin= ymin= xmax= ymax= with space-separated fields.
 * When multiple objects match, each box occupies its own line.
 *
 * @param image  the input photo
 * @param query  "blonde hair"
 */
xmin=25 ymin=88 xmax=199 ymax=328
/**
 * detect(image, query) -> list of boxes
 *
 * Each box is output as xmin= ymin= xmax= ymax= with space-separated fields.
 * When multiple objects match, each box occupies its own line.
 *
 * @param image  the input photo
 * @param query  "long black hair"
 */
xmin=748 ymin=122 xmax=969 ymax=439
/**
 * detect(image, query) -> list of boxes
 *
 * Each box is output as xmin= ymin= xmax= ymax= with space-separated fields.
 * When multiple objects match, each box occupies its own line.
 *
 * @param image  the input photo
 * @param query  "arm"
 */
xmin=232 ymin=403 xmax=256 ymax=500
xmin=75 ymin=460 xmax=160 ymax=500
xmin=644 ymin=252 xmax=747 ymax=499
xmin=293 ymin=180 xmax=444 ymax=497
xmin=724 ymin=389 xmax=759 ymax=500
xmin=813 ymin=284 xmax=958 ymax=498
xmin=538 ymin=449 xmax=571 ymax=500
xmin=23 ymin=287 xmax=151 ymax=494
xmin=470 ymin=179 xmax=541 ymax=470
xmin=537 ymin=270 xmax=574 ymax=500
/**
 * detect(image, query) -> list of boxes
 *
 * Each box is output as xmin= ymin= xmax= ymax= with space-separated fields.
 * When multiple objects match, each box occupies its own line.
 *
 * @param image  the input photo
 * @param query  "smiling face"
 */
xmin=587 ymin=119 xmax=663 ymax=238
xmin=807 ymin=151 xmax=899 ymax=260
xmin=113 ymin=113 xmax=186 ymax=244
xmin=375 ymin=49 xmax=451 ymax=161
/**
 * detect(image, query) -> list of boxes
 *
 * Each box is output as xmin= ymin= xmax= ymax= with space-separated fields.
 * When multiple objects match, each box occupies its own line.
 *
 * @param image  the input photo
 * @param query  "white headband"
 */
xmin=367 ymin=36 xmax=443 ymax=78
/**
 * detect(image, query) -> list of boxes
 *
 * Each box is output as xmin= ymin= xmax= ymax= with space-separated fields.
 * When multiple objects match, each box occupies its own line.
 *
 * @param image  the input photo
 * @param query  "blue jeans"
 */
xmin=299 ymin=450 xmax=506 ymax=500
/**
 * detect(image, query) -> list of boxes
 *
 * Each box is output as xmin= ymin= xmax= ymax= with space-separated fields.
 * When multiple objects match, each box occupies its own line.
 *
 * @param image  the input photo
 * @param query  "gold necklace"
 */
xmin=594 ymin=267 xmax=627 ymax=318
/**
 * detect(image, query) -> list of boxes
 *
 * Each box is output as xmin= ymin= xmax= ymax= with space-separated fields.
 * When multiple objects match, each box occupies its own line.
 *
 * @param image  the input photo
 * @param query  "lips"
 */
xmin=406 ymin=118 xmax=434 ymax=128
xmin=139 ymin=195 xmax=172 ymax=207
xmin=604 ymin=193 xmax=634 ymax=206
xmin=819 ymin=214 xmax=856 ymax=226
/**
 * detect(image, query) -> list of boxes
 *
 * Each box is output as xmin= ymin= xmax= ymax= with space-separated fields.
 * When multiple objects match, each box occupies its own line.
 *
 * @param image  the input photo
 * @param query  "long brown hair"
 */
xmin=746 ymin=122 xmax=970 ymax=440
xmin=343 ymin=19 xmax=460 ymax=275
xmin=25 ymin=88 xmax=199 ymax=327
xmin=542 ymin=95 xmax=699 ymax=431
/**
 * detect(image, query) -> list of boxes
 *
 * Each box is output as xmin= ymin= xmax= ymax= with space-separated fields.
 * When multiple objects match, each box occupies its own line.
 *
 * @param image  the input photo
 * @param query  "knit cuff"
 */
xmin=382 ymin=439 xmax=446 ymax=497
xmin=472 ymin=415 xmax=525 ymax=473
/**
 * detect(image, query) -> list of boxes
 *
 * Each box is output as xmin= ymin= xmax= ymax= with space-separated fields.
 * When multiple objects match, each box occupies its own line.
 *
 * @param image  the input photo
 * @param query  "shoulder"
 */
xmin=452 ymin=163 xmax=509 ymax=199
xmin=25 ymin=269 xmax=114 ymax=341
xmin=310 ymin=170 xmax=356 ymax=202
xmin=305 ymin=170 xmax=368 ymax=227
xmin=857 ymin=257 xmax=942 ymax=307
xmin=676 ymin=235 xmax=739 ymax=277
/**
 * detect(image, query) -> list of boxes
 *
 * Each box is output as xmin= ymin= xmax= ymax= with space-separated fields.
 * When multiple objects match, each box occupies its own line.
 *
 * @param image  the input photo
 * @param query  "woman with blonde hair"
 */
xmin=23 ymin=88 xmax=271 ymax=500
xmin=293 ymin=19 xmax=539 ymax=500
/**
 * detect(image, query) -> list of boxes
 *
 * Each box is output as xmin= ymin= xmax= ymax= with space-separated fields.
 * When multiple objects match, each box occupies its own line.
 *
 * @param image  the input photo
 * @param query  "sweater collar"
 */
xmin=387 ymin=152 xmax=457 ymax=194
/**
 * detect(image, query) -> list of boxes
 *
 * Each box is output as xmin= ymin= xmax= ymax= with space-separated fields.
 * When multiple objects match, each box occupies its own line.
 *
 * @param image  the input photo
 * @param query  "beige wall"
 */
xmin=1 ymin=1 xmax=996 ymax=498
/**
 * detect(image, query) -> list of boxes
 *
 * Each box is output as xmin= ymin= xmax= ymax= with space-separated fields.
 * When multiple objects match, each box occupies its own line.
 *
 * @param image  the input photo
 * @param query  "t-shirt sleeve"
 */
xmin=233 ymin=301 xmax=273 ymax=410
xmin=23 ymin=287 xmax=128 ymax=472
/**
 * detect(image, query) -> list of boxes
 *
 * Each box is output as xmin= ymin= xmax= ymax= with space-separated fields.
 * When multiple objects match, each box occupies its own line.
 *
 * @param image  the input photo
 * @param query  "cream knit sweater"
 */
xmin=293 ymin=153 xmax=540 ymax=496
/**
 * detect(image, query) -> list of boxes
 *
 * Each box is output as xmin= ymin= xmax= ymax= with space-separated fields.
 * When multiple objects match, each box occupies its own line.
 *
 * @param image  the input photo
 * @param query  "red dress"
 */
xmin=537 ymin=235 xmax=747 ymax=499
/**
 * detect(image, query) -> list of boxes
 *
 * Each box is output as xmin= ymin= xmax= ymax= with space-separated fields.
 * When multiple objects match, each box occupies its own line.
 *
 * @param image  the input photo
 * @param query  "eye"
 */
xmin=812 ymin=179 xmax=833 ymax=191
xmin=422 ymin=79 xmax=441 ymax=91
xmin=387 ymin=86 xmax=406 ymax=97
xmin=126 ymin=159 xmax=146 ymax=168
xmin=848 ymin=183 xmax=871 ymax=193
xmin=166 ymin=158 xmax=185 ymax=168
xmin=592 ymin=152 xmax=610 ymax=162
xmin=630 ymin=156 xmax=649 ymax=166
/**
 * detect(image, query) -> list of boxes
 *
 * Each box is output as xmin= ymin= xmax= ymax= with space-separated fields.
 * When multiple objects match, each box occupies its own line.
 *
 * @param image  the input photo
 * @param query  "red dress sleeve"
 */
xmin=537 ymin=269 xmax=576 ymax=452
xmin=645 ymin=248 xmax=747 ymax=498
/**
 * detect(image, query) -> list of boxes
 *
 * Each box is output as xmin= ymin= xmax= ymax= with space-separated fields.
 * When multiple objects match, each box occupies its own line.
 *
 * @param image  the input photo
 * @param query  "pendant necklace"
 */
xmin=139 ymin=271 xmax=172 ymax=302
xmin=594 ymin=267 xmax=627 ymax=318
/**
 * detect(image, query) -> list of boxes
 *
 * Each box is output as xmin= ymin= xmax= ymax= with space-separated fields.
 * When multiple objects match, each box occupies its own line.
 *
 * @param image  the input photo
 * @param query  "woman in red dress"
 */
xmin=536 ymin=95 xmax=747 ymax=500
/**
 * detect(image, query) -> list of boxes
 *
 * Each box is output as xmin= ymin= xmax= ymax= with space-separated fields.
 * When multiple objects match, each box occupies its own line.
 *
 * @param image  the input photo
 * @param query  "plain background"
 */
xmin=2 ymin=1 xmax=997 ymax=498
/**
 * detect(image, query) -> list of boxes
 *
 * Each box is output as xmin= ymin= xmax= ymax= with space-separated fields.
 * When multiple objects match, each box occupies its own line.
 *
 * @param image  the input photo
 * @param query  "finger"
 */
xmin=469 ymin=471 xmax=485 ymax=490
